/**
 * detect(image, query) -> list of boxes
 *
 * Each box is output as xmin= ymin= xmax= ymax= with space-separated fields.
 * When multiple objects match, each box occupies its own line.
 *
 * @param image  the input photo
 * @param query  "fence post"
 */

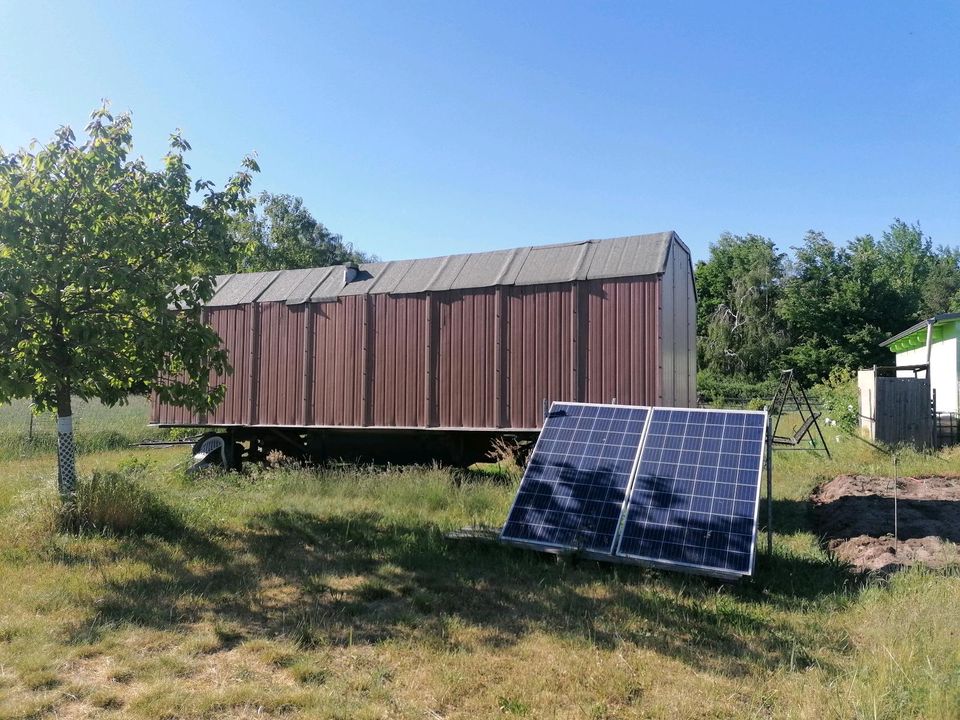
xmin=766 ymin=419 xmax=774 ymax=555
xmin=931 ymin=389 xmax=937 ymax=448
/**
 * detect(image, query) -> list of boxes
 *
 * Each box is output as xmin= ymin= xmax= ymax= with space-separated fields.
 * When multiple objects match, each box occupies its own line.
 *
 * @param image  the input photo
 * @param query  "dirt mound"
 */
xmin=811 ymin=475 xmax=960 ymax=573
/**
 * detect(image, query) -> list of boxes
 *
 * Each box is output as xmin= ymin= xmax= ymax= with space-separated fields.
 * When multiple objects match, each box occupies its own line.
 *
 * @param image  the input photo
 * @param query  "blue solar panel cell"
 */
xmin=616 ymin=408 xmax=767 ymax=577
xmin=500 ymin=403 xmax=648 ymax=554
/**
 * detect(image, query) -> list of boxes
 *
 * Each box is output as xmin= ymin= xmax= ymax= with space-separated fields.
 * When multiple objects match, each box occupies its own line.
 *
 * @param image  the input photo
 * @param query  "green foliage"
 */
xmin=0 ymin=103 xmax=259 ymax=415
xmin=812 ymin=367 xmax=859 ymax=433
xmin=498 ymin=696 xmax=530 ymax=715
xmin=778 ymin=232 xmax=886 ymax=382
xmin=232 ymin=192 xmax=373 ymax=272
xmin=695 ymin=233 xmax=786 ymax=379
xmin=921 ymin=247 xmax=960 ymax=316
xmin=878 ymin=219 xmax=934 ymax=320
xmin=698 ymin=220 xmax=954 ymax=385
xmin=696 ymin=370 xmax=778 ymax=408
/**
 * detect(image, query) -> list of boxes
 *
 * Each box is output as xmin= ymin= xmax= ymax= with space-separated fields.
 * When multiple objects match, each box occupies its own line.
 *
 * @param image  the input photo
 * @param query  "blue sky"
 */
xmin=1 ymin=1 xmax=957 ymax=263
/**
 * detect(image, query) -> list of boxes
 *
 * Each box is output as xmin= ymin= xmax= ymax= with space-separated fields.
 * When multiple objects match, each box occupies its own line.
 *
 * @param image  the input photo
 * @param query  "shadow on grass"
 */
xmin=752 ymin=498 xmax=865 ymax=599
xmin=765 ymin=498 xmax=814 ymax=537
xmin=812 ymin=494 xmax=960 ymax=543
xmin=68 ymin=500 xmax=861 ymax=678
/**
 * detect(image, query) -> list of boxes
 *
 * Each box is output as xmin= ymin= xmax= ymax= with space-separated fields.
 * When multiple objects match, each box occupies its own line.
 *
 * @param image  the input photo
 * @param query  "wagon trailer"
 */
xmin=151 ymin=232 xmax=697 ymax=467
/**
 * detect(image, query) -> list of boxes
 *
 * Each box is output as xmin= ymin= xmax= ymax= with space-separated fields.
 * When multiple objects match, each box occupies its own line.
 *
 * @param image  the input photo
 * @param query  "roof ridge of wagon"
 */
xmin=201 ymin=231 xmax=685 ymax=307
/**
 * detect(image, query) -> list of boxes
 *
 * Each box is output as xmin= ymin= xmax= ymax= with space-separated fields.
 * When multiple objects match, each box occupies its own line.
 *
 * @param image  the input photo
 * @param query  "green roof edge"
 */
xmin=886 ymin=317 xmax=960 ymax=354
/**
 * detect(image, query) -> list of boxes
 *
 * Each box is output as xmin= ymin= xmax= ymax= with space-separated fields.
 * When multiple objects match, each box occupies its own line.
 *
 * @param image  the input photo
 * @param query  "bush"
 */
xmin=697 ymin=371 xmax=779 ymax=409
xmin=813 ymin=367 xmax=858 ymax=433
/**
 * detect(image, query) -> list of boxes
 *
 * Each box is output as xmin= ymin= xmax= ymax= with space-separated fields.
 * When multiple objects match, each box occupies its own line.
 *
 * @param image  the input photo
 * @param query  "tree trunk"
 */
xmin=55 ymin=384 xmax=76 ymax=498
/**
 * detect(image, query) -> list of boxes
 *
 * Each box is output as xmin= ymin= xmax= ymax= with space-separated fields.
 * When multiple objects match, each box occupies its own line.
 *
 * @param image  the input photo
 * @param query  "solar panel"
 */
xmin=615 ymin=408 xmax=767 ymax=578
xmin=500 ymin=403 xmax=648 ymax=554
xmin=500 ymin=403 xmax=768 ymax=580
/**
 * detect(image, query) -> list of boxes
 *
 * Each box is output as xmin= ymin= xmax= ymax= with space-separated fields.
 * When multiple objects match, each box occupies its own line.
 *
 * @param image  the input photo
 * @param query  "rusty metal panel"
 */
xmin=153 ymin=306 xmax=249 ymax=426
xmin=424 ymin=294 xmax=437 ymax=426
xmin=207 ymin=306 xmax=252 ymax=426
xmin=151 ymin=237 xmax=696 ymax=430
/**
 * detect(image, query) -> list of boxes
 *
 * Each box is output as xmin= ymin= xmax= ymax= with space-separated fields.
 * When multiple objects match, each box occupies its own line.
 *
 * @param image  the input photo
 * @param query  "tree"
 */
xmin=876 ymin=218 xmax=933 ymax=322
xmin=777 ymin=231 xmax=901 ymax=382
xmin=695 ymin=233 xmax=786 ymax=380
xmin=777 ymin=232 xmax=852 ymax=381
xmin=0 ymin=105 xmax=258 ymax=496
xmin=920 ymin=247 xmax=960 ymax=316
xmin=232 ymin=192 xmax=372 ymax=272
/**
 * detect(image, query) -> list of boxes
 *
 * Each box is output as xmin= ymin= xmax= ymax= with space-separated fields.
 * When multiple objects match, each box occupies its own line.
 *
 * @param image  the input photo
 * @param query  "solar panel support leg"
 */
xmin=766 ymin=421 xmax=774 ymax=555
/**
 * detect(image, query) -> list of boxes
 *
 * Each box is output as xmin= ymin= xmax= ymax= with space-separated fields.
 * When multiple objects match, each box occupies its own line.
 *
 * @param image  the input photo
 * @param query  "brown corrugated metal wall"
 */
xmin=438 ymin=289 xmax=499 ymax=428
xmin=371 ymin=294 xmax=427 ymax=427
xmin=506 ymin=282 xmax=573 ymax=428
xmin=257 ymin=303 xmax=305 ymax=426
xmin=310 ymin=296 xmax=365 ymax=426
xmin=154 ymin=274 xmax=683 ymax=431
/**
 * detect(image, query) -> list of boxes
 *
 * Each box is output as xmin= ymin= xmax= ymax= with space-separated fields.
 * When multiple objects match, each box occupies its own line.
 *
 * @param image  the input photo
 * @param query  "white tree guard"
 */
xmin=57 ymin=415 xmax=77 ymax=497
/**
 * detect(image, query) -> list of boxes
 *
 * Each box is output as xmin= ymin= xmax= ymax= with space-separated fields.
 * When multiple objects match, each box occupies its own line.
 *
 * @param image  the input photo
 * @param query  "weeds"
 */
xmin=484 ymin=436 xmax=526 ymax=476
xmin=57 ymin=467 xmax=181 ymax=537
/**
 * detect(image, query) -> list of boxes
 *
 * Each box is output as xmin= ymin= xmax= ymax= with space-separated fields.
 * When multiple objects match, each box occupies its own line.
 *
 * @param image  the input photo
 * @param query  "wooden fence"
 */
xmin=858 ymin=368 xmax=932 ymax=447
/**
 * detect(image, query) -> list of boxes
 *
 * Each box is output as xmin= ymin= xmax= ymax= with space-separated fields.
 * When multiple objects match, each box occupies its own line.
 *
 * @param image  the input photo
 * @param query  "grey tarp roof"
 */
xmin=203 ymin=231 xmax=684 ymax=307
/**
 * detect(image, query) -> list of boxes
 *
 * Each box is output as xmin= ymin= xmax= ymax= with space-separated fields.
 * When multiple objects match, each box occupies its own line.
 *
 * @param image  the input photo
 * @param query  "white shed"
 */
xmin=881 ymin=313 xmax=960 ymax=413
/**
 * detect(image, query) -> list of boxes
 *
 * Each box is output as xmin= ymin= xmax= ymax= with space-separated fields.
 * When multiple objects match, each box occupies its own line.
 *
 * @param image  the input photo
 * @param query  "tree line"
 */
xmin=696 ymin=221 xmax=959 ymax=388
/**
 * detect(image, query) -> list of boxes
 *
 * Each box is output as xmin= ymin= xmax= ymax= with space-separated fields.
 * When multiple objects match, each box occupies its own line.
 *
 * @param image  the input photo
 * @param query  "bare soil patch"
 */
xmin=811 ymin=474 xmax=960 ymax=573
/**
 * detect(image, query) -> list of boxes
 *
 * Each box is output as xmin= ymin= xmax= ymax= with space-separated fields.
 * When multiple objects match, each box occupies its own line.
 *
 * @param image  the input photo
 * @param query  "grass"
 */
xmin=0 ymin=396 xmax=169 ymax=460
xmin=0 ymin=408 xmax=958 ymax=718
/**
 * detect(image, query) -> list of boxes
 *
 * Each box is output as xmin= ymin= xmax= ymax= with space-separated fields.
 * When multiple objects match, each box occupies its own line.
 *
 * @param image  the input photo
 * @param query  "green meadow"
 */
xmin=0 ymin=404 xmax=958 ymax=719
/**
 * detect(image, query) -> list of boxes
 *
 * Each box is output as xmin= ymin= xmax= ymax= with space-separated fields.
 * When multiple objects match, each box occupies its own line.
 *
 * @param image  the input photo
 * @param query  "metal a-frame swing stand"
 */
xmin=769 ymin=369 xmax=831 ymax=458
